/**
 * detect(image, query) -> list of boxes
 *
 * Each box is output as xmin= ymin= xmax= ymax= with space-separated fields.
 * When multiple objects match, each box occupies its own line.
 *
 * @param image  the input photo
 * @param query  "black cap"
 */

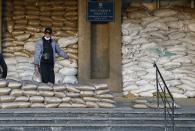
xmin=44 ymin=27 xmax=52 ymax=34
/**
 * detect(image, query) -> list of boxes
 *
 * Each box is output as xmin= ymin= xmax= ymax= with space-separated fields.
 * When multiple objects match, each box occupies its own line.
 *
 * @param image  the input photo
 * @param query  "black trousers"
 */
xmin=40 ymin=62 xmax=55 ymax=84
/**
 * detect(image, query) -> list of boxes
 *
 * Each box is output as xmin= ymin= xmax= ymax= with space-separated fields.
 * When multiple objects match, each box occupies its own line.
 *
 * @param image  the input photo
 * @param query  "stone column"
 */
xmin=78 ymin=0 xmax=91 ymax=82
xmin=78 ymin=0 xmax=122 ymax=92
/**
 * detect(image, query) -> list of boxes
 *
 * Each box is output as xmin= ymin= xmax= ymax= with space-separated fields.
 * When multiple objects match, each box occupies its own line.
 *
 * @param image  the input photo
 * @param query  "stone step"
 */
xmin=0 ymin=117 xmax=193 ymax=125
xmin=0 ymin=108 xmax=194 ymax=131
xmin=0 ymin=108 xmax=194 ymax=118
xmin=0 ymin=124 xmax=193 ymax=131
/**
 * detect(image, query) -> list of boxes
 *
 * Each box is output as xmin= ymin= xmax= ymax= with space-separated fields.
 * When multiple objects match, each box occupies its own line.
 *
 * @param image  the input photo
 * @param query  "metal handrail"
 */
xmin=153 ymin=62 xmax=175 ymax=131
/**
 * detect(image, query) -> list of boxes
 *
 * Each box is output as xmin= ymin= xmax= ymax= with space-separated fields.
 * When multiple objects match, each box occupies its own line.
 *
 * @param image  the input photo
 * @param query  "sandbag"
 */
xmin=63 ymin=76 xmax=78 ymax=84
xmin=58 ymin=36 xmax=78 ymax=48
xmin=98 ymin=102 xmax=115 ymax=108
xmin=38 ymin=91 xmax=54 ymax=97
xmin=30 ymin=96 xmax=44 ymax=103
xmin=24 ymin=42 xmax=36 ymax=52
xmin=53 ymin=85 xmax=66 ymax=92
xmin=15 ymin=96 xmax=29 ymax=102
xmin=10 ymin=89 xmax=23 ymax=96
xmin=44 ymin=97 xmax=62 ymax=104
xmin=0 ymin=95 xmax=15 ymax=102
xmin=15 ymin=34 xmax=30 ymax=41
xmin=0 ymin=80 xmax=8 ymax=88
xmin=31 ymin=103 xmax=45 ymax=108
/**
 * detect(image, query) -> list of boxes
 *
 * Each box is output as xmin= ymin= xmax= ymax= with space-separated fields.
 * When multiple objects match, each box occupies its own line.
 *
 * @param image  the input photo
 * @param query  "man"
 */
xmin=34 ymin=27 xmax=69 ymax=84
xmin=0 ymin=53 xmax=7 ymax=79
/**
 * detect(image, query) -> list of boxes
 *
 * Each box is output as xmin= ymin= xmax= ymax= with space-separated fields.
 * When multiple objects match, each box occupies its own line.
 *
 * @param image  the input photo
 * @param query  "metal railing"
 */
xmin=153 ymin=62 xmax=175 ymax=131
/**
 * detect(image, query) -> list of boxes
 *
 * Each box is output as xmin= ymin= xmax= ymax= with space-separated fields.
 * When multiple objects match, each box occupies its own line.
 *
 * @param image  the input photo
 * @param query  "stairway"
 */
xmin=0 ymin=108 xmax=194 ymax=131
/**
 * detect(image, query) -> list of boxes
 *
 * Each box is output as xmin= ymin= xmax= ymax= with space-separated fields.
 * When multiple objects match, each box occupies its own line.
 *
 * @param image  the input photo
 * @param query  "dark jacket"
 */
xmin=34 ymin=38 xmax=69 ymax=66
xmin=0 ymin=54 xmax=7 ymax=78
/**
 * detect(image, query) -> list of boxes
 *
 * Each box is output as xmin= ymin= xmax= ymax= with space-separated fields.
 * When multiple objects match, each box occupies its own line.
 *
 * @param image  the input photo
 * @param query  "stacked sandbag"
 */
xmin=5 ymin=57 xmax=77 ymax=84
xmin=2 ymin=0 xmax=78 ymax=83
xmin=0 ymin=79 xmax=115 ymax=109
xmin=55 ymin=59 xmax=78 ymax=84
xmin=122 ymin=6 xmax=195 ymax=98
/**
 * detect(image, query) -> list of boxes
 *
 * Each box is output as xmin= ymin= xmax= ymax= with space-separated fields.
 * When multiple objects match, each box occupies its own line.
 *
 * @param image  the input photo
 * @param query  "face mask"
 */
xmin=44 ymin=36 xmax=51 ymax=40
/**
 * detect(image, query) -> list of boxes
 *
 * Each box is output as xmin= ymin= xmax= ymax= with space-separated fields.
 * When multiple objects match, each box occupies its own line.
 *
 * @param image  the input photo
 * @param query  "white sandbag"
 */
xmin=8 ymin=65 xmax=17 ymax=72
xmin=38 ymin=91 xmax=54 ymax=97
xmin=57 ymin=59 xmax=77 ymax=67
xmin=16 ymin=57 xmax=32 ymax=63
xmin=10 ymin=89 xmax=23 ymax=96
xmin=22 ymin=84 xmax=37 ymax=90
xmin=31 ymin=103 xmax=45 ymax=108
xmin=15 ymin=34 xmax=30 ymax=41
xmin=30 ymin=96 xmax=44 ymax=103
xmin=71 ymin=103 xmax=87 ymax=108
xmin=58 ymin=36 xmax=78 ymax=48
xmin=96 ymin=89 xmax=110 ymax=95
xmin=0 ymin=80 xmax=8 ymax=88
xmin=59 ymin=67 xmax=77 ymax=76
xmin=23 ymin=90 xmax=38 ymax=96
xmin=101 ymin=99 xmax=115 ymax=104
xmin=132 ymin=38 xmax=148 ymax=45
xmin=62 ymin=97 xmax=71 ymax=102
xmin=97 ymin=94 xmax=113 ymax=99
xmin=188 ymin=23 xmax=195 ymax=32
xmin=58 ymin=103 xmax=72 ymax=108
xmin=17 ymin=102 xmax=31 ymax=108
xmin=80 ymin=91 xmax=94 ymax=97
xmin=169 ymin=32 xmax=186 ymax=40
xmin=5 ymin=58 xmax=17 ymax=64
xmin=136 ymin=80 xmax=149 ymax=86
xmin=76 ymin=85 xmax=95 ymax=91
xmin=180 ymin=79 xmax=195 ymax=89
xmin=15 ymin=96 xmax=29 ymax=102
xmin=53 ymin=85 xmax=66 ymax=92
xmin=45 ymin=97 xmax=62 ymax=104
xmin=24 ymin=42 xmax=36 ymax=52
xmin=93 ymin=83 xmax=108 ymax=90
xmin=163 ymin=62 xmax=182 ymax=70
xmin=182 ymin=35 xmax=195 ymax=45
xmin=71 ymin=98 xmax=85 ymax=104
xmin=166 ymin=80 xmax=182 ymax=87
xmin=147 ymin=22 xmax=168 ymax=30
xmin=154 ymin=9 xmax=178 ymax=17
xmin=83 ymin=97 xmax=99 ymax=102
xmin=66 ymin=92 xmax=80 ymax=97
xmin=55 ymin=73 xmax=64 ymax=84
xmin=19 ymin=70 xmax=34 ymax=78
xmin=139 ymin=91 xmax=154 ymax=97
xmin=0 ymin=95 xmax=15 ymax=102
xmin=8 ymin=81 xmax=22 ymax=89
xmin=184 ymin=91 xmax=195 ymax=98
xmin=1 ymin=102 xmax=19 ymax=109
xmin=54 ymin=92 xmax=66 ymax=98
xmin=141 ymin=16 xmax=160 ymax=26
xmin=86 ymin=102 xmax=99 ymax=108
xmin=172 ymin=93 xmax=187 ymax=98
xmin=123 ymin=85 xmax=140 ymax=91
xmin=66 ymin=84 xmax=80 ymax=93
xmin=45 ymin=103 xmax=59 ymax=108
xmin=98 ymin=102 xmax=115 ymax=108
xmin=0 ymin=88 xmax=11 ymax=95
xmin=63 ymin=76 xmax=78 ymax=84
xmin=156 ymin=16 xmax=178 ymax=23
xmin=38 ymin=84 xmax=53 ymax=91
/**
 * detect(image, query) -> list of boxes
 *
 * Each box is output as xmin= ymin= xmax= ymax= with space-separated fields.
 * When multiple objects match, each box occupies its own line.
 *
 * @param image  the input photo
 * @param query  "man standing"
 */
xmin=0 ymin=53 xmax=7 ymax=79
xmin=34 ymin=27 xmax=69 ymax=84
